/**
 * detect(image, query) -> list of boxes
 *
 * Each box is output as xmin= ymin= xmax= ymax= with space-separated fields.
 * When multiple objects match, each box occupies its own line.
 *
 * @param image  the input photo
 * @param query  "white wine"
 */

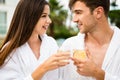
xmin=73 ymin=50 xmax=87 ymax=60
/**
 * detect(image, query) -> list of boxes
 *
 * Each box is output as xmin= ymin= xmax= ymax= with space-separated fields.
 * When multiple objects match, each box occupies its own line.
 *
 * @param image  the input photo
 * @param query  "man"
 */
xmin=60 ymin=0 xmax=120 ymax=80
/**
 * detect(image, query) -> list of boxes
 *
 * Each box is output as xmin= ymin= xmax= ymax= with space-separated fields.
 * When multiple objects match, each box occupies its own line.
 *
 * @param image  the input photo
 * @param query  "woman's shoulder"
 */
xmin=43 ymin=34 xmax=57 ymax=43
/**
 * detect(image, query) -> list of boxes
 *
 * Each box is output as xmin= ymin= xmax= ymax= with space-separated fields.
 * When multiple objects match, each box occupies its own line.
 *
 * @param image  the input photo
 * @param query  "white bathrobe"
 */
xmin=0 ymin=34 xmax=59 ymax=80
xmin=60 ymin=26 xmax=120 ymax=80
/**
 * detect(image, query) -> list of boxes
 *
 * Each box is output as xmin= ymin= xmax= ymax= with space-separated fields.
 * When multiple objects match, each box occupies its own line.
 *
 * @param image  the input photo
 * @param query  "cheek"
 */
xmin=83 ymin=15 xmax=94 ymax=23
xmin=34 ymin=23 xmax=43 ymax=33
xmin=36 ymin=20 xmax=43 ymax=29
xmin=85 ymin=19 xmax=97 ymax=29
xmin=36 ymin=24 xmax=42 ymax=30
xmin=80 ymin=15 xmax=90 ymax=24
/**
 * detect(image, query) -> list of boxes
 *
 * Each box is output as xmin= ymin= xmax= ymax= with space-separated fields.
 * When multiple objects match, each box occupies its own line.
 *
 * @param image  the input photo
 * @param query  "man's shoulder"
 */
xmin=113 ymin=26 xmax=120 ymax=36
xmin=65 ymin=35 xmax=78 ymax=41
xmin=63 ymin=33 xmax=85 ymax=44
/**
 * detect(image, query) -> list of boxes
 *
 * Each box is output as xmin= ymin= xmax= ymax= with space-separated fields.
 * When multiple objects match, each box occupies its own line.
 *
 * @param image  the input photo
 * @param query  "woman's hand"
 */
xmin=41 ymin=51 xmax=70 ymax=72
xmin=32 ymin=51 xmax=70 ymax=80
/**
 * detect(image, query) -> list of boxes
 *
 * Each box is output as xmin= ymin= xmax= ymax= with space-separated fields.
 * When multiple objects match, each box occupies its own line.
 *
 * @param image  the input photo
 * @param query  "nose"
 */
xmin=46 ymin=16 xmax=52 ymax=24
xmin=72 ymin=14 xmax=79 ymax=23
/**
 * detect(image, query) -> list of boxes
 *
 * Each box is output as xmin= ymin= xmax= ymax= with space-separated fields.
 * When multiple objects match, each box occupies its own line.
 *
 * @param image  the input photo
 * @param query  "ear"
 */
xmin=93 ymin=6 xmax=104 ymax=19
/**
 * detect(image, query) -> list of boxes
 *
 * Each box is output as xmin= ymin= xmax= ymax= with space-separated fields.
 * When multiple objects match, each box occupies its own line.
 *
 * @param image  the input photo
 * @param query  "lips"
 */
xmin=42 ymin=26 xmax=48 ymax=30
xmin=77 ymin=24 xmax=82 ymax=28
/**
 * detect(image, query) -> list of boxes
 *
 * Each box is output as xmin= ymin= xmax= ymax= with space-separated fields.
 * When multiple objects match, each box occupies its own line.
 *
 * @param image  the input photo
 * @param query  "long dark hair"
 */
xmin=0 ymin=0 xmax=49 ymax=66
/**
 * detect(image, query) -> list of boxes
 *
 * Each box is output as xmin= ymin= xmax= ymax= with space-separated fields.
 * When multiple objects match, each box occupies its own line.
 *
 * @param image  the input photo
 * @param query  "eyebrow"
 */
xmin=73 ymin=9 xmax=82 ymax=13
xmin=42 ymin=13 xmax=47 ymax=15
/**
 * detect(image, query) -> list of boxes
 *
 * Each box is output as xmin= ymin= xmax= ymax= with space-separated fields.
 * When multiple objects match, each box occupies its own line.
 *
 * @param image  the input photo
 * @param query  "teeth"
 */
xmin=43 ymin=26 xmax=48 ymax=29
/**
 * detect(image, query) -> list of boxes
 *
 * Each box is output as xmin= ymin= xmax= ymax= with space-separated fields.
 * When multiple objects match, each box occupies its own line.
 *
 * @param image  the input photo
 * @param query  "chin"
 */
xmin=79 ymin=30 xmax=84 ymax=33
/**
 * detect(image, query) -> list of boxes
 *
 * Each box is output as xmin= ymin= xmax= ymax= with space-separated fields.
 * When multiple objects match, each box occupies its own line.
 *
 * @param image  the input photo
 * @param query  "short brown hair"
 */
xmin=69 ymin=0 xmax=110 ymax=17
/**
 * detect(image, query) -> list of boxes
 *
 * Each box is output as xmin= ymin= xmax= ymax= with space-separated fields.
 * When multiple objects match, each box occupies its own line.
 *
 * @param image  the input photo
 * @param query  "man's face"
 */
xmin=72 ymin=1 xmax=97 ymax=33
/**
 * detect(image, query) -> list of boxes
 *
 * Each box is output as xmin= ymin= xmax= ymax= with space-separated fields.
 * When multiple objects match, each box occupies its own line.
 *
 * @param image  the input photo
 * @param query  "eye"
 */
xmin=76 ymin=11 xmax=82 ymax=14
xmin=41 ymin=15 xmax=47 ymax=18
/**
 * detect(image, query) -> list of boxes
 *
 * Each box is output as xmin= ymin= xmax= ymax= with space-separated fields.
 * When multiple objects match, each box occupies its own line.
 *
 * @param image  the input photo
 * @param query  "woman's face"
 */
xmin=33 ymin=5 xmax=51 ymax=35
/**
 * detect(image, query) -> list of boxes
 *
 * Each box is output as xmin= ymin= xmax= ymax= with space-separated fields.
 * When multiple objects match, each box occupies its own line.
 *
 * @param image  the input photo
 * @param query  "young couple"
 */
xmin=0 ymin=0 xmax=120 ymax=80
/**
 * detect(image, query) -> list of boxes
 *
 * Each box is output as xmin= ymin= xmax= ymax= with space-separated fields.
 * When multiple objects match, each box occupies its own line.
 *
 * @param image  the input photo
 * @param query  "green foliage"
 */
xmin=111 ymin=2 xmax=117 ymax=7
xmin=109 ymin=10 xmax=120 ymax=28
xmin=48 ymin=0 xmax=75 ymax=39
xmin=54 ymin=26 xmax=78 ymax=39
xmin=49 ymin=0 xmax=68 ymax=26
xmin=47 ymin=0 xmax=87 ymax=39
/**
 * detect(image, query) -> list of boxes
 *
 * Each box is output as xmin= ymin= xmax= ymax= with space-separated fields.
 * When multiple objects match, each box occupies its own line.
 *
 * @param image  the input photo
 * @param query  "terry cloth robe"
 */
xmin=0 ymin=34 xmax=59 ymax=80
xmin=60 ymin=26 xmax=120 ymax=80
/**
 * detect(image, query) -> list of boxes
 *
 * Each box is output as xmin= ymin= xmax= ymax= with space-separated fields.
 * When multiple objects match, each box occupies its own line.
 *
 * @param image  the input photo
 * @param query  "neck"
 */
xmin=85 ymin=26 xmax=113 ymax=46
xmin=28 ymin=34 xmax=41 ymax=46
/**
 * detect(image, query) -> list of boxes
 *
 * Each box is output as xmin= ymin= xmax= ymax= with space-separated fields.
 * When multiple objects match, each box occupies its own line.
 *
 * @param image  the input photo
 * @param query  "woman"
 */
xmin=0 ymin=0 xmax=70 ymax=80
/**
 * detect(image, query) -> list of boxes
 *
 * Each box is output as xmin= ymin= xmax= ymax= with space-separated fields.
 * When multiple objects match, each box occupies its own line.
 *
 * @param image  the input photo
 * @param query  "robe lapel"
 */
xmin=102 ymin=27 xmax=120 ymax=70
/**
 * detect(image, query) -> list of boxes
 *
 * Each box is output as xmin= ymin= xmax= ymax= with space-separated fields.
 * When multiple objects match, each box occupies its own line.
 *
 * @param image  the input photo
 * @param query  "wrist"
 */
xmin=32 ymin=64 xmax=47 ymax=80
xmin=93 ymin=67 xmax=105 ymax=80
